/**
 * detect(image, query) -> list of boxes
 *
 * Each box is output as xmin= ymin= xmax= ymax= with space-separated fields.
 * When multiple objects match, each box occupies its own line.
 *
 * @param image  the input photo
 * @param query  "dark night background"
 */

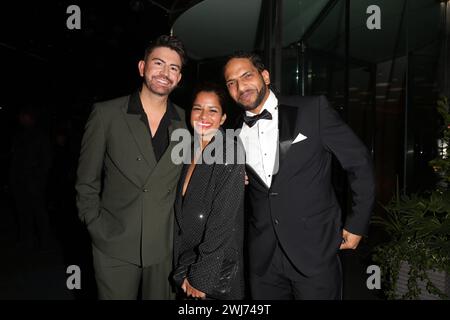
xmin=0 ymin=0 xmax=448 ymax=300
xmin=0 ymin=0 xmax=193 ymax=299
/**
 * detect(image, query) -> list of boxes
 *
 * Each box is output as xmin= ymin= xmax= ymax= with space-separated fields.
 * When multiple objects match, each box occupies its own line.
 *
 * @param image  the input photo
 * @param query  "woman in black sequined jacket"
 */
xmin=172 ymin=83 xmax=246 ymax=300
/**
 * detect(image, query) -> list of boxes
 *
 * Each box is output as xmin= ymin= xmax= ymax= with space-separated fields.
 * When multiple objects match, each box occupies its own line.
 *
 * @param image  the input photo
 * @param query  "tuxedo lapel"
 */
xmin=271 ymin=104 xmax=300 ymax=188
xmin=277 ymin=104 xmax=300 ymax=170
xmin=236 ymin=104 xmax=300 ymax=189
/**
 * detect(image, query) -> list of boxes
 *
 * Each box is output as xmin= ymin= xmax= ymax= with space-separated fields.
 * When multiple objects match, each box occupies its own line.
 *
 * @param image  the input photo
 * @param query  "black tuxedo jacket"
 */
xmin=238 ymin=95 xmax=375 ymax=277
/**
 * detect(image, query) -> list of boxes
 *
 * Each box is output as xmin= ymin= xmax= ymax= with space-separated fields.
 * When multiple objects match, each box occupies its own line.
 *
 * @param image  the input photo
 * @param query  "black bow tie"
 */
xmin=243 ymin=109 xmax=272 ymax=128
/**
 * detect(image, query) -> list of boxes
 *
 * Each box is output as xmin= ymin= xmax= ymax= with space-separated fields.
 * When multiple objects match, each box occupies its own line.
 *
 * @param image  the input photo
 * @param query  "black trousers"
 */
xmin=249 ymin=244 xmax=342 ymax=300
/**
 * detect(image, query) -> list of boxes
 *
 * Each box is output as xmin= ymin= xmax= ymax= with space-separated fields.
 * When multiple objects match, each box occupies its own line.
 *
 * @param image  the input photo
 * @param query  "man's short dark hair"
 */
xmin=192 ymin=82 xmax=229 ymax=115
xmin=144 ymin=35 xmax=187 ymax=67
xmin=224 ymin=51 xmax=266 ymax=73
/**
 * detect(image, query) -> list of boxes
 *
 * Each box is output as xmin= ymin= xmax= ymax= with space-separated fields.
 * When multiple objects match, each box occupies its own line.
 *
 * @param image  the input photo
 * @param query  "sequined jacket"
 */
xmin=173 ymin=129 xmax=246 ymax=299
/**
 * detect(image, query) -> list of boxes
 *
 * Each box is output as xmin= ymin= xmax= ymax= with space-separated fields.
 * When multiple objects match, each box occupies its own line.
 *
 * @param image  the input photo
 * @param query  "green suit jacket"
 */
xmin=75 ymin=94 xmax=186 ymax=266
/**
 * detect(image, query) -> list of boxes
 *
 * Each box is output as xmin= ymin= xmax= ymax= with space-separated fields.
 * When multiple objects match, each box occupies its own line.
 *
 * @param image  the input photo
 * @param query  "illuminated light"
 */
xmin=437 ymin=138 xmax=448 ymax=157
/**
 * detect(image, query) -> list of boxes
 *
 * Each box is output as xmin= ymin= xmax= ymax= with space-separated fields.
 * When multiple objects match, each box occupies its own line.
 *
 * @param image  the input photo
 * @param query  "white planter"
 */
xmin=396 ymin=261 xmax=450 ymax=300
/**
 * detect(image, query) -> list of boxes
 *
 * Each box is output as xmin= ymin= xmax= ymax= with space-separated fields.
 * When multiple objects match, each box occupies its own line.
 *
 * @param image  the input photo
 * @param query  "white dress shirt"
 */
xmin=239 ymin=90 xmax=279 ymax=188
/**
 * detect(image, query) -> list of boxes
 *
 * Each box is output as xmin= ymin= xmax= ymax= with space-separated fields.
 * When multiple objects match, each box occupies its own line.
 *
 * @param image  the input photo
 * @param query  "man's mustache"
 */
xmin=238 ymin=89 xmax=255 ymax=100
xmin=152 ymin=75 xmax=173 ymax=84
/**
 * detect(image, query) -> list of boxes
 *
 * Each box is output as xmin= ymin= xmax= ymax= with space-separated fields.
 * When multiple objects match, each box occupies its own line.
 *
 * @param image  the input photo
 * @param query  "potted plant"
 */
xmin=372 ymin=97 xmax=450 ymax=300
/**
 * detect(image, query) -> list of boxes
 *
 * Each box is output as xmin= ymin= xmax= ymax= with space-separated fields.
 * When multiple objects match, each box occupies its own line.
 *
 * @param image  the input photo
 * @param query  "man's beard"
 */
xmin=236 ymin=84 xmax=267 ymax=112
xmin=145 ymin=75 xmax=175 ymax=96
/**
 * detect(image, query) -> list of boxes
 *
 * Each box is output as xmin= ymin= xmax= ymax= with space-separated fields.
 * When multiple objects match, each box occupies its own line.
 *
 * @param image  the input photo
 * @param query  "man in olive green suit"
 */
xmin=75 ymin=35 xmax=187 ymax=299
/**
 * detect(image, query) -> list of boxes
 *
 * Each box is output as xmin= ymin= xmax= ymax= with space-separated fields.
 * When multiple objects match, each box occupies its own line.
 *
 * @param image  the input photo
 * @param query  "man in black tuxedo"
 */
xmin=223 ymin=52 xmax=375 ymax=300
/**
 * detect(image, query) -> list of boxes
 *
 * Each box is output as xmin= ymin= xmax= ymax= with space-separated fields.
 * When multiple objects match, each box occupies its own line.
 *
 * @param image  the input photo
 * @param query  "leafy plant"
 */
xmin=372 ymin=96 xmax=450 ymax=300
xmin=372 ymin=191 xmax=450 ymax=299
